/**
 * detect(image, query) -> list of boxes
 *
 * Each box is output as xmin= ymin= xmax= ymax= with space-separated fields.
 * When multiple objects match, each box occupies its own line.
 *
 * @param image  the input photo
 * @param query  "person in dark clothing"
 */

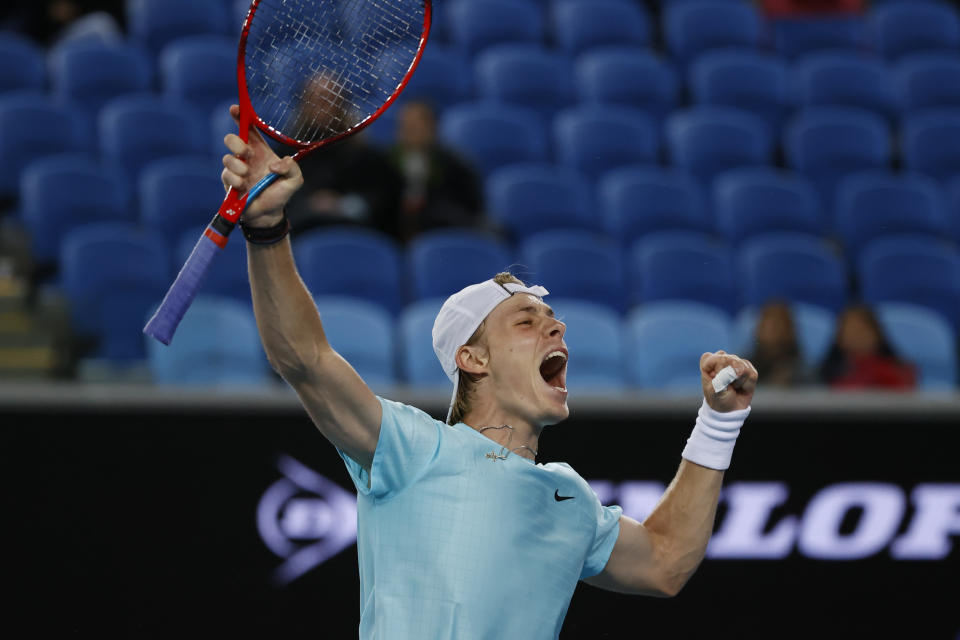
xmin=386 ymin=101 xmax=486 ymax=243
xmin=818 ymin=304 xmax=917 ymax=390
xmin=748 ymin=301 xmax=814 ymax=387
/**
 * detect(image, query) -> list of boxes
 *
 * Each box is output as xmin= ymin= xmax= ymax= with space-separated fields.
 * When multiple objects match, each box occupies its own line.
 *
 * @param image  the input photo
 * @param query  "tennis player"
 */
xmin=222 ymin=107 xmax=759 ymax=638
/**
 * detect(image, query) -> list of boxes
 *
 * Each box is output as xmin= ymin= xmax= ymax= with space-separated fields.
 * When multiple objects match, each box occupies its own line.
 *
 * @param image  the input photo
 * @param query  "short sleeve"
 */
xmin=580 ymin=499 xmax=623 ymax=580
xmin=337 ymin=396 xmax=442 ymax=500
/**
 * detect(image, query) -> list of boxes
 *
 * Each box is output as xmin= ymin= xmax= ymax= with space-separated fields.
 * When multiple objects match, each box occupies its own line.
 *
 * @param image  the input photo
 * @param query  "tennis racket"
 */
xmin=144 ymin=0 xmax=431 ymax=345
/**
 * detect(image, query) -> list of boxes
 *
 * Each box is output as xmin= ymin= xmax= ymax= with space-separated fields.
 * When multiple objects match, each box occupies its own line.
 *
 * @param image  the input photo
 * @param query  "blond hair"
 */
xmin=447 ymin=272 xmax=526 ymax=425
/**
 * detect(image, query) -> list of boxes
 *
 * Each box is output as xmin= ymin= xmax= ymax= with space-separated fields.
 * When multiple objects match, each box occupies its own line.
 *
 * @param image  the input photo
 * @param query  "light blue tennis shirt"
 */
xmin=338 ymin=396 xmax=623 ymax=640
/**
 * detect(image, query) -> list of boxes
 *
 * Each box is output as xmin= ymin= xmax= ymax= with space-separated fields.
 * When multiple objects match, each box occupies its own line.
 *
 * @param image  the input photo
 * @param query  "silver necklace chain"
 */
xmin=477 ymin=424 xmax=538 ymax=461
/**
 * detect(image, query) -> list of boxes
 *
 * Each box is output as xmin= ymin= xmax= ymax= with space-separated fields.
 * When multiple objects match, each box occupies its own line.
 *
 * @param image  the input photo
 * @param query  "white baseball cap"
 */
xmin=433 ymin=278 xmax=549 ymax=423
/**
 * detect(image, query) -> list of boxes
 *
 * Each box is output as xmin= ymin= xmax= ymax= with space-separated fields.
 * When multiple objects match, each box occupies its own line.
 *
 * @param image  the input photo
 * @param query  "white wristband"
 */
xmin=681 ymin=400 xmax=751 ymax=470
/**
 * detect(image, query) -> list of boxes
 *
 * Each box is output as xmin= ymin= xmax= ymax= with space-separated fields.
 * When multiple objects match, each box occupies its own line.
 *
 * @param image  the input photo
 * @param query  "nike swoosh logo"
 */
xmin=554 ymin=490 xmax=574 ymax=502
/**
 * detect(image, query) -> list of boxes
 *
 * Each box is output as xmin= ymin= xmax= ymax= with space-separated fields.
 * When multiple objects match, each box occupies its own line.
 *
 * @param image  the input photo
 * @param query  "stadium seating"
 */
xmin=0 ymin=32 xmax=45 ymax=94
xmin=712 ymin=167 xmax=823 ymax=243
xmin=59 ymin=222 xmax=170 ymax=360
xmin=552 ymin=105 xmax=660 ymax=181
xmin=475 ymin=44 xmax=573 ymax=119
xmin=943 ymin=176 xmax=960 ymax=241
xmin=48 ymin=41 xmax=152 ymax=123
xmin=399 ymin=44 xmax=472 ymax=110
xmin=445 ymin=0 xmax=545 ymax=56
xmin=791 ymin=51 xmax=896 ymax=121
xmin=901 ymin=108 xmax=960 ymax=182
xmin=139 ymin=156 xmax=226 ymax=250
xmin=406 ymin=229 xmax=513 ymax=301
xmin=624 ymin=300 xmax=734 ymax=391
xmin=486 ymin=163 xmax=595 ymax=240
xmin=146 ymin=294 xmax=271 ymax=386
xmin=858 ymin=233 xmax=960 ymax=331
xmin=665 ymin=106 xmax=773 ymax=183
xmin=439 ymin=103 xmax=548 ymax=176
xmin=834 ymin=170 xmax=948 ymax=262
xmin=398 ymin=297 xmax=449 ymax=387
xmin=688 ymin=50 xmax=790 ymax=132
xmin=573 ymin=47 xmax=679 ymax=122
xmin=739 ymin=232 xmax=848 ymax=312
xmin=628 ymin=230 xmax=737 ymax=315
xmin=875 ymin=302 xmax=958 ymax=390
xmin=313 ymin=296 xmax=397 ymax=388
xmin=551 ymin=0 xmax=651 ymax=57
xmin=159 ymin=35 xmax=237 ymax=115
xmin=0 ymin=92 xmax=90 ymax=202
xmin=868 ymin=1 xmax=960 ymax=60
xmin=19 ymin=154 xmax=131 ymax=266
xmin=519 ymin=230 xmax=626 ymax=312
xmin=770 ymin=15 xmax=867 ymax=59
xmin=292 ymin=227 xmax=404 ymax=314
xmin=176 ymin=226 xmax=250 ymax=304
xmin=126 ymin=0 xmax=231 ymax=56
xmin=733 ymin=302 xmax=837 ymax=367
xmin=893 ymin=52 xmax=960 ymax=112
xmin=548 ymin=297 xmax=625 ymax=390
xmin=663 ymin=0 xmax=762 ymax=68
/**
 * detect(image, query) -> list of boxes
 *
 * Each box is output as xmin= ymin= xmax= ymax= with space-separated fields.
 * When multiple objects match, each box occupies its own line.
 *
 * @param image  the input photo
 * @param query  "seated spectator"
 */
xmin=748 ymin=301 xmax=814 ymax=387
xmin=818 ymin=304 xmax=917 ymax=390
xmin=386 ymin=101 xmax=486 ymax=243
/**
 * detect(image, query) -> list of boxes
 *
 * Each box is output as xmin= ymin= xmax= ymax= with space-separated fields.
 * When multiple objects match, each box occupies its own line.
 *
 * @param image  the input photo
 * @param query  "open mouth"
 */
xmin=539 ymin=350 xmax=568 ymax=393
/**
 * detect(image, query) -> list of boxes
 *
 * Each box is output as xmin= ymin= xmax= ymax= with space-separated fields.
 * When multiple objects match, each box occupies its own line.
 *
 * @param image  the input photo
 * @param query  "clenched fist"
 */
xmin=700 ymin=350 xmax=758 ymax=413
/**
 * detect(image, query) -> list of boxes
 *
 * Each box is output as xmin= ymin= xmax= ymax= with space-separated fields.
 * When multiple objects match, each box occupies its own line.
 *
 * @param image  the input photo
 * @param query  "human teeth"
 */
xmin=552 ymin=386 xmax=567 ymax=392
xmin=544 ymin=350 xmax=566 ymax=362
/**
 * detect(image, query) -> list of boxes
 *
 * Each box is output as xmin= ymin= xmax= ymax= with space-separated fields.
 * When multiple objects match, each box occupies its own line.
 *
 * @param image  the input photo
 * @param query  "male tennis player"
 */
xmin=222 ymin=105 xmax=759 ymax=638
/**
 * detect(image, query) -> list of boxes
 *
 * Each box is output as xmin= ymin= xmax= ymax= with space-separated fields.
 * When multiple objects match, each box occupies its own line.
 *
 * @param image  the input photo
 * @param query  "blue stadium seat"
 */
xmin=628 ymin=231 xmax=737 ymax=314
xmin=599 ymin=166 xmax=711 ymax=242
xmin=549 ymin=297 xmax=625 ymax=391
xmin=176 ymin=226 xmax=250 ymax=304
xmin=139 ymin=156 xmax=225 ymax=249
xmin=313 ymin=295 xmax=397 ymax=388
xmin=858 ymin=233 xmax=960 ymax=331
xmin=292 ymin=227 xmax=403 ymax=314
xmin=901 ymin=108 xmax=960 ymax=182
xmin=146 ymin=294 xmax=270 ymax=386
xmin=868 ymin=1 xmax=960 ymax=61
xmin=60 ymin=222 xmax=170 ymax=360
xmin=19 ymin=154 xmax=131 ymax=266
xmin=834 ymin=170 xmax=948 ymax=262
xmin=688 ymin=50 xmax=790 ymax=132
xmin=783 ymin=106 xmax=891 ymax=218
xmin=552 ymin=0 xmax=650 ymax=57
xmin=624 ymin=301 xmax=734 ymax=391
xmin=98 ymin=94 xmax=207 ymax=183
xmin=159 ymin=35 xmax=236 ymax=115
xmin=893 ymin=52 xmax=960 ymax=113
xmin=48 ymin=41 xmax=152 ymax=123
xmin=0 ymin=32 xmax=46 ymax=93
xmin=733 ymin=302 xmax=836 ymax=367
xmin=126 ymin=0 xmax=231 ymax=56
xmin=398 ymin=297 xmax=448 ymax=387
xmin=0 ymin=93 xmax=90 ymax=202
xmin=771 ymin=15 xmax=866 ymax=59
xmin=573 ymin=47 xmax=679 ymax=122
xmin=663 ymin=0 xmax=762 ymax=67
xmin=739 ymin=232 xmax=848 ymax=312
xmin=407 ymin=229 xmax=513 ymax=301
xmin=665 ymin=106 xmax=772 ymax=183
xmin=943 ymin=175 xmax=960 ymax=241
xmin=875 ymin=302 xmax=958 ymax=390
xmin=519 ymin=230 xmax=626 ymax=311
xmin=475 ymin=45 xmax=573 ymax=119
xmin=791 ymin=51 xmax=896 ymax=121
xmin=486 ymin=163 xmax=594 ymax=240
xmin=713 ymin=167 xmax=823 ymax=243
xmin=439 ymin=103 xmax=547 ymax=176
xmin=400 ymin=43 xmax=472 ymax=110
xmin=553 ymin=105 xmax=659 ymax=181
xmin=446 ymin=0 xmax=544 ymax=56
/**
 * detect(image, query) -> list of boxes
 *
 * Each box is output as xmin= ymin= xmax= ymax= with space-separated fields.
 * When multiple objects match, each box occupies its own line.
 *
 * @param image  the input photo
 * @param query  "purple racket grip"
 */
xmin=143 ymin=229 xmax=223 ymax=345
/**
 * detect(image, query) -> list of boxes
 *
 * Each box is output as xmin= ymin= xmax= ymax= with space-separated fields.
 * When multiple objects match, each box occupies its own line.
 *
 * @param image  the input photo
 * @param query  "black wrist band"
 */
xmin=240 ymin=214 xmax=291 ymax=245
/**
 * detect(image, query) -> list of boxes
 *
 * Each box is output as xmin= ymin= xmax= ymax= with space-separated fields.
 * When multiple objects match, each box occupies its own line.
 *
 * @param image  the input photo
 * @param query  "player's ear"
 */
xmin=456 ymin=344 xmax=488 ymax=375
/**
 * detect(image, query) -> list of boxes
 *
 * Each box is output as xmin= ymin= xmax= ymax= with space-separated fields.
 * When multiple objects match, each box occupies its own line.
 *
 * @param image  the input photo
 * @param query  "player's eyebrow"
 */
xmin=514 ymin=305 xmax=555 ymax=317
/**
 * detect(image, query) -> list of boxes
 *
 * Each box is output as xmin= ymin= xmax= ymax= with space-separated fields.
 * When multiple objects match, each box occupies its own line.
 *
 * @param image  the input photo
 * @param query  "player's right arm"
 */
xmin=221 ymin=105 xmax=381 ymax=470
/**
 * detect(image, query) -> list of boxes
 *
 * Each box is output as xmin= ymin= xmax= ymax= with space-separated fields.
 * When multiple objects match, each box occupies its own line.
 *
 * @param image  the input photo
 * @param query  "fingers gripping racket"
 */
xmin=144 ymin=0 xmax=431 ymax=344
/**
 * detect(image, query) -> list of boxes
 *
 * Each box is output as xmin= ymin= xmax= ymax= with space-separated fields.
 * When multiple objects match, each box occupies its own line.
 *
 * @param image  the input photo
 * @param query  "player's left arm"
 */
xmin=584 ymin=351 xmax=758 ymax=597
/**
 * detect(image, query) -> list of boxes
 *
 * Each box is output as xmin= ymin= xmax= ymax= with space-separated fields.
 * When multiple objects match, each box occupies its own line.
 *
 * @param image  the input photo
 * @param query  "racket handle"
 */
xmin=143 ymin=227 xmax=224 ymax=345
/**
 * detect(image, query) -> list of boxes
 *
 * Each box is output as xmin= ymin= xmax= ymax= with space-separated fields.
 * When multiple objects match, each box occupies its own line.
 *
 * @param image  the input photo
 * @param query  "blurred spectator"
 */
xmin=818 ymin=304 xmax=917 ymax=390
xmin=748 ymin=301 xmax=814 ymax=387
xmin=386 ymin=101 xmax=486 ymax=243
xmin=0 ymin=1 xmax=123 ymax=46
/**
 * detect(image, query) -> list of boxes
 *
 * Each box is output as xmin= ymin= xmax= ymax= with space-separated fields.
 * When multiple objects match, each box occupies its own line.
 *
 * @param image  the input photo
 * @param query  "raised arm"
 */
xmin=221 ymin=104 xmax=381 ymax=469
xmin=585 ymin=351 xmax=758 ymax=597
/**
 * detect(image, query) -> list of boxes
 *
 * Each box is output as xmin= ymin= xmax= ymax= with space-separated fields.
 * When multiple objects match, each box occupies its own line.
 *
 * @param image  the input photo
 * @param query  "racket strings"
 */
xmin=245 ymin=0 xmax=425 ymax=144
